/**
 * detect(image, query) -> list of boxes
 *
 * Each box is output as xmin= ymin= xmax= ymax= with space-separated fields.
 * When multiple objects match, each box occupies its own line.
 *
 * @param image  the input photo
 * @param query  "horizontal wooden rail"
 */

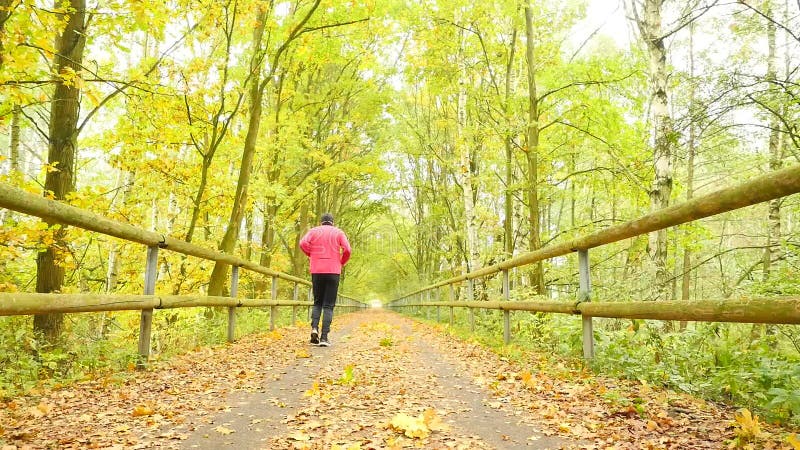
xmin=0 ymin=183 xmax=308 ymax=286
xmin=408 ymin=300 xmax=578 ymax=314
xmin=0 ymin=292 xmax=366 ymax=315
xmin=395 ymin=296 xmax=800 ymax=325
xmin=0 ymin=292 xmax=383 ymax=315
xmin=0 ymin=293 xmax=162 ymax=315
xmin=402 ymin=164 xmax=800 ymax=296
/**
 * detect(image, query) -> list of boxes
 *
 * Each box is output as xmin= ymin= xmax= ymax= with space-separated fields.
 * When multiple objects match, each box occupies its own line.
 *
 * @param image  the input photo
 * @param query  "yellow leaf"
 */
xmin=788 ymin=434 xmax=800 ymax=450
xmin=733 ymin=408 xmax=762 ymax=441
xmin=389 ymin=413 xmax=430 ymax=439
xmin=558 ymin=423 xmax=571 ymax=433
xmin=304 ymin=382 xmax=321 ymax=397
xmin=646 ymin=420 xmax=658 ymax=431
xmin=422 ymin=409 xmax=449 ymax=432
xmin=85 ymin=88 xmax=101 ymax=108
xmin=295 ymin=348 xmax=311 ymax=358
xmin=132 ymin=405 xmax=154 ymax=417
xmin=214 ymin=426 xmax=235 ymax=435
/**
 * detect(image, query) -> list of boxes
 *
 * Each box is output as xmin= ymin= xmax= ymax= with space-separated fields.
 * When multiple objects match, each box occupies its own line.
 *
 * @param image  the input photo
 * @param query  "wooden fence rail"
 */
xmin=389 ymin=164 xmax=800 ymax=357
xmin=392 ymin=296 xmax=800 ymax=324
xmin=0 ymin=182 xmax=366 ymax=367
xmin=0 ymin=293 xmax=365 ymax=315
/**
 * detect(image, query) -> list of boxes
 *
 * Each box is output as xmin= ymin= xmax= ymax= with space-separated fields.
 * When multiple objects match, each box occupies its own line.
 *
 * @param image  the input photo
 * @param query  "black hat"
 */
xmin=321 ymin=212 xmax=334 ymax=225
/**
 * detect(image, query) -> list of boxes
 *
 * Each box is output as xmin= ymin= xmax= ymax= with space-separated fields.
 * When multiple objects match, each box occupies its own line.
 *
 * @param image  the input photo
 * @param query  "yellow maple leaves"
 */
xmin=787 ymin=433 xmax=800 ymax=449
xmin=733 ymin=408 xmax=762 ymax=442
xmin=132 ymin=405 xmax=154 ymax=417
xmin=387 ymin=409 xmax=449 ymax=439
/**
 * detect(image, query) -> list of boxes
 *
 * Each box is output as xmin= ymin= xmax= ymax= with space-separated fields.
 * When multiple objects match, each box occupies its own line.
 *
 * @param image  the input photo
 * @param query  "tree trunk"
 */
xmin=9 ymin=104 xmax=20 ymax=173
xmin=762 ymin=4 xmax=781 ymax=282
xmin=680 ymin=23 xmax=697 ymax=329
xmin=0 ymin=0 xmax=12 ymax=70
xmin=524 ymin=5 xmax=545 ymax=295
xmin=455 ymin=23 xmax=479 ymax=275
xmin=504 ymin=29 xmax=517 ymax=261
xmin=208 ymin=6 xmax=269 ymax=296
xmin=293 ymin=202 xmax=310 ymax=275
xmin=106 ymin=170 xmax=135 ymax=293
xmin=0 ymin=104 xmax=20 ymax=223
xmin=35 ymin=0 xmax=86 ymax=342
xmin=633 ymin=0 xmax=673 ymax=300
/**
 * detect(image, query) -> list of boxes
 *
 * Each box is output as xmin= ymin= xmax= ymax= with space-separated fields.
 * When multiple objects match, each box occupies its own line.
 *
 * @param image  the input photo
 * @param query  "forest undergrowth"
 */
xmin=0 ymin=307 xmax=290 ymax=398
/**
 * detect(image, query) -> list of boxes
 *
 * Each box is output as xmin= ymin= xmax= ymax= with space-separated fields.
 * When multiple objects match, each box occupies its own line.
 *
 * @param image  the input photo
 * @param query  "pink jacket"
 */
xmin=299 ymin=225 xmax=351 ymax=274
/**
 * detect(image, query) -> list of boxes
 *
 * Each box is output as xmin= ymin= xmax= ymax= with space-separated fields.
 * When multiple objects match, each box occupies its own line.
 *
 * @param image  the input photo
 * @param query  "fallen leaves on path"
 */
xmin=0 ymin=326 xmax=303 ymax=449
xmin=416 ymin=320 xmax=800 ymax=449
xmin=388 ymin=409 xmax=450 ymax=439
xmin=1 ymin=311 xmax=798 ymax=449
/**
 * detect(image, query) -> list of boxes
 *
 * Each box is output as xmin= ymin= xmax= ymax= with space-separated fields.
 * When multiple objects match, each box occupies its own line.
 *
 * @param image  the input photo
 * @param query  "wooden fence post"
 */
xmin=449 ymin=285 xmax=454 ymax=326
xmin=228 ymin=266 xmax=239 ymax=343
xmin=292 ymin=283 xmax=299 ymax=324
xmin=270 ymin=276 xmax=278 ymax=331
xmin=137 ymin=245 xmax=158 ymax=369
xmin=467 ymin=279 xmax=475 ymax=332
xmin=579 ymin=250 xmax=594 ymax=360
xmin=308 ymin=288 xmax=312 ymax=320
xmin=503 ymin=269 xmax=511 ymax=345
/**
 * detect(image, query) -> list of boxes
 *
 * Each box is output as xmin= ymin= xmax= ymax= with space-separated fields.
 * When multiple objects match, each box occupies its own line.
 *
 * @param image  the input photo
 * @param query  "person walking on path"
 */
xmin=299 ymin=212 xmax=351 ymax=347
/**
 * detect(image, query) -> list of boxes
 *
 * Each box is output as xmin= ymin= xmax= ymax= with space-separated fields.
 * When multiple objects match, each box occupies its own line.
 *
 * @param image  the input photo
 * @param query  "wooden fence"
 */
xmin=0 ymin=183 xmax=366 ymax=366
xmin=389 ymin=164 xmax=800 ymax=358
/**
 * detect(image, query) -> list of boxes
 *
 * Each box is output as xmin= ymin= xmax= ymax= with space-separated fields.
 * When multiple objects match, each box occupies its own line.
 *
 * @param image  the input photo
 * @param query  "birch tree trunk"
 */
xmin=682 ymin=22 xmax=696 ymax=305
xmin=504 ymin=29 xmax=517 ymax=261
xmin=524 ymin=4 xmax=545 ymax=294
xmin=455 ymin=75 xmax=480 ymax=272
xmin=0 ymin=105 xmax=20 ymax=223
xmin=762 ymin=2 xmax=782 ymax=281
xmin=35 ymin=0 xmax=86 ymax=341
xmin=9 ymin=105 xmax=20 ymax=173
xmin=456 ymin=24 xmax=479 ymax=275
xmin=631 ymin=0 xmax=673 ymax=300
xmin=106 ymin=170 xmax=135 ymax=293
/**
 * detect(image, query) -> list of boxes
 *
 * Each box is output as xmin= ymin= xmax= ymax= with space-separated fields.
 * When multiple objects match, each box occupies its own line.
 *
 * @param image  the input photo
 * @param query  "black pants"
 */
xmin=310 ymin=273 xmax=340 ymax=338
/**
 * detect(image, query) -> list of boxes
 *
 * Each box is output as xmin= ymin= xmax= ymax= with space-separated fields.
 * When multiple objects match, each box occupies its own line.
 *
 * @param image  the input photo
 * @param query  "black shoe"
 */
xmin=310 ymin=328 xmax=319 ymax=345
xmin=318 ymin=337 xmax=330 ymax=347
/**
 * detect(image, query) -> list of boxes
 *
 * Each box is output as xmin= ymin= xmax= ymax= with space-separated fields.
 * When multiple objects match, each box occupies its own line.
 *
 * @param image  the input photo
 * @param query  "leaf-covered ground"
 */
xmin=1 ymin=310 xmax=797 ymax=449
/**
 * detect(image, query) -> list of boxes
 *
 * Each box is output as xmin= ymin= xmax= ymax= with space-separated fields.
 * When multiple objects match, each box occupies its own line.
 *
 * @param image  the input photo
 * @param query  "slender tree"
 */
xmin=762 ymin=0 xmax=782 ymax=282
xmin=524 ymin=4 xmax=545 ymax=294
xmin=35 ymin=0 xmax=87 ymax=341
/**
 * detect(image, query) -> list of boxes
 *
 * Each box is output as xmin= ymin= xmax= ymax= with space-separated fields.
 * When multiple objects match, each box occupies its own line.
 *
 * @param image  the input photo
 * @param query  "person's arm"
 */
xmin=299 ymin=230 xmax=313 ymax=256
xmin=339 ymin=232 xmax=352 ymax=265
